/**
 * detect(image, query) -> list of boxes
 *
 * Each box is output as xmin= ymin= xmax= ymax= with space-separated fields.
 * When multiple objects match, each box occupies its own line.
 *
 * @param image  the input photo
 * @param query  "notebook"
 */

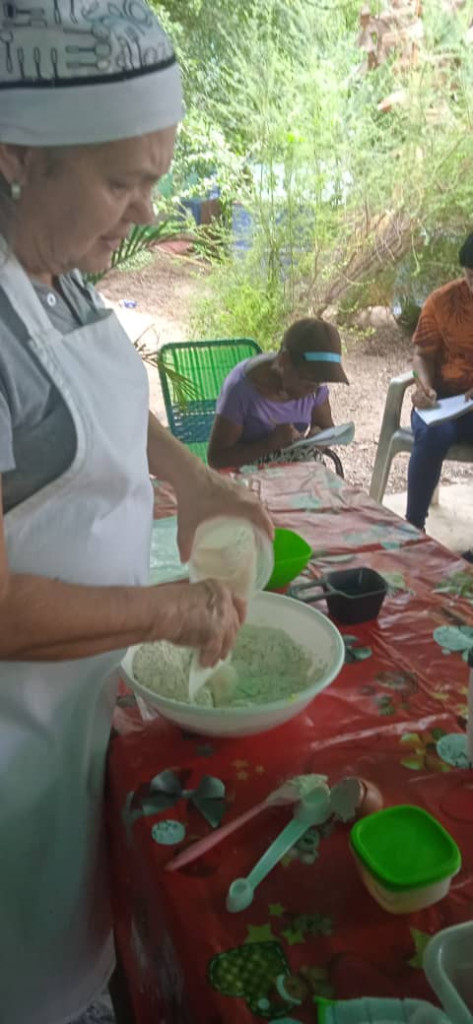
xmin=417 ymin=394 xmax=473 ymax=427
xmin=283 ymin=421 xmax=355 ymax=452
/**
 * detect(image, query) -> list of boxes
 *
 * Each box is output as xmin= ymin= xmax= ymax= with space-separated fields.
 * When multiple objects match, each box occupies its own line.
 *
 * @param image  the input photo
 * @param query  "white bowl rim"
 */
xmin=122 ymin=592 xmax=345 ymax=718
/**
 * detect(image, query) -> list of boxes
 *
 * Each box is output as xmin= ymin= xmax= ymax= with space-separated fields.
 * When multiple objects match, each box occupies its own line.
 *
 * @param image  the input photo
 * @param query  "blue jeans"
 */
xmin=406 ymin=407 xmax=473 ymax=529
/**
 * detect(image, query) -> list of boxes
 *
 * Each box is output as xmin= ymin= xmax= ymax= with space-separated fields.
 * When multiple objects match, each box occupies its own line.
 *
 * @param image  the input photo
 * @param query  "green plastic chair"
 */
xmin=157 ymin=338 xmax=262 ymax=461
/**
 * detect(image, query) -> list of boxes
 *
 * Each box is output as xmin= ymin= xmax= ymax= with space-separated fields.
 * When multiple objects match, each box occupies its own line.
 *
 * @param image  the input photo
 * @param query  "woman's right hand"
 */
xmin=155 ymin=579 xmax=246 ymax=667
xmin=411 ymin=384 xmax=437 ymax=409
xmin=269 ymin=423 xmax=301 ymax=449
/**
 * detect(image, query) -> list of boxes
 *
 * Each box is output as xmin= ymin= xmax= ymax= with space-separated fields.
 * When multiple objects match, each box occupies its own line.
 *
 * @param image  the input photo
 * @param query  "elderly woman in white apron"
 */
xmin=0 ymin=4 xmax=271 ymax=1022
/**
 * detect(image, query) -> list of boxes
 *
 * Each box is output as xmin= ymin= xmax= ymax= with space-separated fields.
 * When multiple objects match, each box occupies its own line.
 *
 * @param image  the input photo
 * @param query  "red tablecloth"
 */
xmin=107 ymin=464 xmax=473 ymax=1024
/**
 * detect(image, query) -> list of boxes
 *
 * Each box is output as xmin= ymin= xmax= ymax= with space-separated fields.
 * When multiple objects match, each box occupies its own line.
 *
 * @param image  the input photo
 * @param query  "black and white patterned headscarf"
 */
xmin=0 ymin=1 xmax=183 ymax=144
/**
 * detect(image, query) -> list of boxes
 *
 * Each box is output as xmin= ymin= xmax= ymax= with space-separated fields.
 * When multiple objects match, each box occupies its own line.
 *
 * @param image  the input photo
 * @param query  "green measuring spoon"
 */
xmin=226 ymin=783 xmax=331 ymax=913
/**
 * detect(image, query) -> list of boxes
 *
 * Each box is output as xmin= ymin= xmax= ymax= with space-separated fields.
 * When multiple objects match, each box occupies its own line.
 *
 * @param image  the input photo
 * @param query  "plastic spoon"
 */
xmin=226 ymin=783 xmax=331 ymax=913
xmin=165 ymin=775 xmax=327 ymax=872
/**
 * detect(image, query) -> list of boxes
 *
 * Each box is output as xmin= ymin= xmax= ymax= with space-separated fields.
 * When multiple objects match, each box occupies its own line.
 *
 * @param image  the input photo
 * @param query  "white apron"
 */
xmin=0 ymin=255 xmax=153 ymax=1024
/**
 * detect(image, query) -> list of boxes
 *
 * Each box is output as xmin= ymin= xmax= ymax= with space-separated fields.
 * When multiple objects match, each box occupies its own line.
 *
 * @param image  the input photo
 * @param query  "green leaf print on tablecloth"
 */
xmin=408 ymin=928 xmax=432 ymax=969
xmin=380 ymin=571 xmax=411 ymax=596
xmin=343 ymin=635 xmax=373 ymax=664
xmin=343 ymin=522 xmax=418 ymax=551
xmin=290 ymin=494 xmax=323 ymax=510
xmin=435 ymin=569 xmax=473 ymax=600
xmin=400 ymin=729 xmax=450 ymax=772
xmin=433 ymin=624 xmax=473 ymax=661
xmin=360 ymin=670 xmax=418 ymax=717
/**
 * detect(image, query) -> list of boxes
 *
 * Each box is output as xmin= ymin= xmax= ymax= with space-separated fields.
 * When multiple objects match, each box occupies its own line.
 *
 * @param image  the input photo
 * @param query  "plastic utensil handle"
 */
xmin=289 ymin=579 xmax=328 ymax=604
xmin=292 ymin=591 xmax=327 ymax=605
xmin=188 ymin=653 xmax=230 ymax=700
xmin=245 ymin=816 xmax=312 ymax=891
xmin=290 ymin=579 xmax=326 ymax=593
xmin=165 ymin=799 xmax=267 ymax=871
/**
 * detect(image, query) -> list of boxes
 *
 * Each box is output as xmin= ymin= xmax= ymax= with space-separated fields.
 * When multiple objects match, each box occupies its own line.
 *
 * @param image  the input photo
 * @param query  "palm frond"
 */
xmin=86 ymin=220 xmax=198 ymax=408
xmin=111 ymin=220 xmax=182 ymax=270
xmin=155 ymin=352 xmax=200 ymax=408
xmin=88 ymin=217 xmax=184 ymax=284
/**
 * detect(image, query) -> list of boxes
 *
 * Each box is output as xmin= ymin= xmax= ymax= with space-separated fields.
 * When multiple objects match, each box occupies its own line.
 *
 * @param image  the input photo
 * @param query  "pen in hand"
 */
xmin=412 ymin=370 xmax=437 ymax=408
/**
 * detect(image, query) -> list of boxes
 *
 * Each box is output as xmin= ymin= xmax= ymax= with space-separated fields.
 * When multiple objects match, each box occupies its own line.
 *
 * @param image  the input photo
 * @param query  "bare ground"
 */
xmin=101 ymin=249 xmax=473 ymax=496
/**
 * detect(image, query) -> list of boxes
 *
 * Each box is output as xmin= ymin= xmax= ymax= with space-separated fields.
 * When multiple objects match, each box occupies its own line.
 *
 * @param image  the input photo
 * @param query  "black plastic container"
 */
xmin=290 ymin=567 xmax=387 ymax=624
xmin=323 ymin=568 xmax=387 ymax=624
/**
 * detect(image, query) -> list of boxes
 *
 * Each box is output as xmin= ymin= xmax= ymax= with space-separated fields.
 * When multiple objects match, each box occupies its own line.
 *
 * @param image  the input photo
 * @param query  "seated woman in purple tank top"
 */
xmin=208 ymin=317 xmax=349 ymax=469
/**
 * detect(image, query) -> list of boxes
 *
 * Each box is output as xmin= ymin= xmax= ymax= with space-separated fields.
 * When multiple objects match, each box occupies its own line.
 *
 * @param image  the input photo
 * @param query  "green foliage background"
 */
xmin=150 ymin=0 xmax=473 ymax=346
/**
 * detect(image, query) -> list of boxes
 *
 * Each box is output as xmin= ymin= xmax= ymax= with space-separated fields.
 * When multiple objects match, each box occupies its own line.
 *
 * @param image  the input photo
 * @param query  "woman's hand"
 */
xmin=157 ymin=579 xmax=246 ymax=666
xmin=175 ymin=466 xmax=273 ymax=562
xmin=269 ymin=423 xmax=301 ymax=449
xmin=411 ymin=384 xmax=437 ymax=409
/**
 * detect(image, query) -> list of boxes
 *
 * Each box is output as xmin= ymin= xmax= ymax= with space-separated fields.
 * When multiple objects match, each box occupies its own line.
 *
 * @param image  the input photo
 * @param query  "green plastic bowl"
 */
xmin=265 ymin=527 xmax=312 ymax=591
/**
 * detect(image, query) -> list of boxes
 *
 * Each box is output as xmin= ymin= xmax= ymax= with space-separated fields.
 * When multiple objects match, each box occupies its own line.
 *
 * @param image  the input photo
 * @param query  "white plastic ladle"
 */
xmin=188 ymin=653 xmax=234 ymax=701
xmin=226 ymin=782 xmax=331 ymax=913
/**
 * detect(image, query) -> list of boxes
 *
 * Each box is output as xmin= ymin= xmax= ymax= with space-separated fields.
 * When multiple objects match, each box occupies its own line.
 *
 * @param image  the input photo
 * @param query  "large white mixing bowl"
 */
xmin=121 ymin=591 xmax=345 ymax=738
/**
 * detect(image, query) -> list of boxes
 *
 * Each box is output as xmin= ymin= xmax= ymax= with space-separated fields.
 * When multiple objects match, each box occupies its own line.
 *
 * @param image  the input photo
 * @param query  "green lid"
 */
xmin=350 ymin=805 xmax=461 ymax=891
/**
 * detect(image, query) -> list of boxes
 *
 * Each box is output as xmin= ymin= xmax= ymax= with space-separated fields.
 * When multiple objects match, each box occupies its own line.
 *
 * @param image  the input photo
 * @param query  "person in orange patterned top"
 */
xmin=407 ymin=232 xmax=473 ymax=551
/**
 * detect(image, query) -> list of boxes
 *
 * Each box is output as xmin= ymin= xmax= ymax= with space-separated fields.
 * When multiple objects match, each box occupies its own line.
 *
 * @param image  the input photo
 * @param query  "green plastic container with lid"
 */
xmin=350 ymin=805 xmax=462 ymax=914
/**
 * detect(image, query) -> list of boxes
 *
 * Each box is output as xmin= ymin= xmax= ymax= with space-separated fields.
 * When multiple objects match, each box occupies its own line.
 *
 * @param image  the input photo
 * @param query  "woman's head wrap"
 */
xmin=0 ymin=1 xmax=183 ymax=145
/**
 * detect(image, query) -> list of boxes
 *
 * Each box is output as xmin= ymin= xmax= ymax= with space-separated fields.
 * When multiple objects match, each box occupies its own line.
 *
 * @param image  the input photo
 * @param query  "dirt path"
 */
xmin=102 ymin=247 xmax=203 ymax=345
xmin=101 ymin=251 xmax=473 ymax=496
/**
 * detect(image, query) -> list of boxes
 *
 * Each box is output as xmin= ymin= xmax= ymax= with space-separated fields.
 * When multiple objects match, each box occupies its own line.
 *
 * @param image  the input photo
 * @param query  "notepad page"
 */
xmin=417 ymin=394 xmax=473 ymax=426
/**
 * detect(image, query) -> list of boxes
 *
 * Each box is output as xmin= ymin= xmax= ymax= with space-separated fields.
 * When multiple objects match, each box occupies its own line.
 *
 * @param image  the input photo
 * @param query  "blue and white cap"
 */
xmin=282 ymin=317 xmax=349 ymax=384
xmin=0 ymin=0 xmax=183 ymax=145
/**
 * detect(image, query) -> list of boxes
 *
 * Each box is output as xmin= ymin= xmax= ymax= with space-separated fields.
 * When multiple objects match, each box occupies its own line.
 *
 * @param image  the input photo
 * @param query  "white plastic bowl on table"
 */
xmin=121 ymin=591 xmax=345 ymax=738
xmin=424 ymin=921 xmax=473 ymax=1024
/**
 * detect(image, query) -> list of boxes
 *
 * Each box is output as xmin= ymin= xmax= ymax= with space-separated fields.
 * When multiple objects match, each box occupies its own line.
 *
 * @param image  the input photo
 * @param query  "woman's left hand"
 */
xmin=176 ymin=466 xmax=273 ymax=562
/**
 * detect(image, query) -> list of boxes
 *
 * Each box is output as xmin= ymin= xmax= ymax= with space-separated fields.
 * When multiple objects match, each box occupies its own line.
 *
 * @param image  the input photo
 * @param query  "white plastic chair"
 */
xmin=369 ymin=371 xmax=473 ymax=504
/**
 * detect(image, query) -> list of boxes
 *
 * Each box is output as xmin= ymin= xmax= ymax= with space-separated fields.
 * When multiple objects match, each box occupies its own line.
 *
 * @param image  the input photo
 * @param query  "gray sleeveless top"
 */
xmin=0 ymin=272 xmax=104 ymax=513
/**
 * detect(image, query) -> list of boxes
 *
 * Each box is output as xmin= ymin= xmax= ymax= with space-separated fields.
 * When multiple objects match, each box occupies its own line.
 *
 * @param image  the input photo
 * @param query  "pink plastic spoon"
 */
xmin=165 ymin=776 xmax=326 ymax=872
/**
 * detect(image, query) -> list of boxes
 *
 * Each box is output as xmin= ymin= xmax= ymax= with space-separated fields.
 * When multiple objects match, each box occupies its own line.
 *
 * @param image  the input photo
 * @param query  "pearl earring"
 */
xmin=10 ymin=181 xmax=22 ymax=201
